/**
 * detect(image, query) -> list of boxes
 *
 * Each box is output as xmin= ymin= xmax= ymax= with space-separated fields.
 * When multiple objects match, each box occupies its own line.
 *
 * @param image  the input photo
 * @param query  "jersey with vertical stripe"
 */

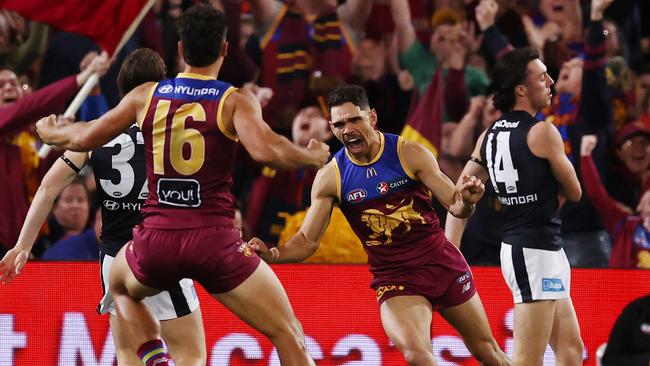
xmin=334 ymin=133 xmax=447 ymax=275
xmin=90 ymin=124 xmax=146 ymax=256
xmin=480 ymin=110 xmax=562 ymax=250
xmin=138 ymin=73 xmax=238 ymax=229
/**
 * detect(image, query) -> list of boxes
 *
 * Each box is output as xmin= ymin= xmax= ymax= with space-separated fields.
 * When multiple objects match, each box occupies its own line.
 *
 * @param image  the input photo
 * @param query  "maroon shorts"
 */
xmin=125 ymin=225 xmax=260 ymax=294
xmin=372 ymin=241 xmax=476 ymax=310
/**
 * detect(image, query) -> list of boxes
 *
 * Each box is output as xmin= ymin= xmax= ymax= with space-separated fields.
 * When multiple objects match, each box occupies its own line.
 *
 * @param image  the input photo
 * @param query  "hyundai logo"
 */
xmin=158 ymin=84 xmax=173 ymax=94
xmin=103 ymin=200 xmax=120 ymax=211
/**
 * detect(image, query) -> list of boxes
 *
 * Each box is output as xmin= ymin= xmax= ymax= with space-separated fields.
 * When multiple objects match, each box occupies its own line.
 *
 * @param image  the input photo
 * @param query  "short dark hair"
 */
xmin=490 ymin=47 xmax=540 ymax=113
xmin=177 ymin=4 xmax=227 ymax=67
xmin=328 ymin=85 xmax=370 ymax=112
xmin=117 ymin=48 xmax=166 ymax=96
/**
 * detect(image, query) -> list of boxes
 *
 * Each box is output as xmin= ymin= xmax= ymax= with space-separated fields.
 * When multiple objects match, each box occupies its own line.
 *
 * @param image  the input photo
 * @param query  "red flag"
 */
xmin=0 ymin=0 xmax=153 ymax=54
xmin=401 ymin=68 xmax=443 ymax=157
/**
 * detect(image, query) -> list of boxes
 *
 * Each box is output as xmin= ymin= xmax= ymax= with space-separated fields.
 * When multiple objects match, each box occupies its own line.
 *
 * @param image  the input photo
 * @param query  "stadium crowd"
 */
xmin=0 ymin=0 xmax=649 ymax=270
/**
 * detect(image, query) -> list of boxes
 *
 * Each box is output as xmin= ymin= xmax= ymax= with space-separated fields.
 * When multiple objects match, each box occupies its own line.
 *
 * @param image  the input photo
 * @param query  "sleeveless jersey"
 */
xmin=480 ymin=110 xmax=562 ymax=250
xmin=138 ymin=73 xmax=238 ymax=229
xmin=334 ymin=133 xmax=446 ymax=274
xmin=90 ymin=124 xmax=146 ymax=256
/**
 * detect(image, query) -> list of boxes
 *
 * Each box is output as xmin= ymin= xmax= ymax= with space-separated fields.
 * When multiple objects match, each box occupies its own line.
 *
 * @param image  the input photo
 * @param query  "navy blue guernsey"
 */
xmin=480 ymin=111 xmax=562 ymax=250
xmin=90 ymin=124 xmax=146 ymax=256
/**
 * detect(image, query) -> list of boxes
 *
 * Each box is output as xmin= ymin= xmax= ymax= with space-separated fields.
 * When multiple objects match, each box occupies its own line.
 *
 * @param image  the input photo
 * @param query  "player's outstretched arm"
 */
xmin=400 ymin=138 xmax=486 ymax=219
xmin=0 ymin=151 xmax=87 ymax=284
xmin=445 ymin=130 xmax=490 ymax=246
xmin=228 ymin=89 xmax=330 ymax=170
xmin=35 ymin=83 xmax=152 ymax=152
xmin=528 ymin=120 xmax=582 ymax=202
xmin=248 ymin=161 xmax=338 ymax=263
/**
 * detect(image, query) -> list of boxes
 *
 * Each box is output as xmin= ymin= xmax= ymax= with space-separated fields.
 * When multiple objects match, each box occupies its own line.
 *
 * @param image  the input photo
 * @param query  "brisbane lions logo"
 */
xmin=360 ymin=198 xmax=425 ymax=246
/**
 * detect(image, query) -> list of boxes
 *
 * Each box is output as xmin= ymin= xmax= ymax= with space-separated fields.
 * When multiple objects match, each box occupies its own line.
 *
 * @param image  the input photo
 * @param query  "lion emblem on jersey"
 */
xmin=361 ymin=198 xmax=425 ymax=246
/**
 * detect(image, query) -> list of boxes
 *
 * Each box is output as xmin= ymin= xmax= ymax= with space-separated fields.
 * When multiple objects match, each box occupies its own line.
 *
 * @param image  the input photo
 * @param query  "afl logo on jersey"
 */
xmin=158 ymin=84 xmax=173 ymax=94
xmin=347 ymin=189 xmax=367 ymax=203
xmin=376 ymin=182 xmax=389 ymax=195
xmin=103 ymin=200 xmax=120 ymax=211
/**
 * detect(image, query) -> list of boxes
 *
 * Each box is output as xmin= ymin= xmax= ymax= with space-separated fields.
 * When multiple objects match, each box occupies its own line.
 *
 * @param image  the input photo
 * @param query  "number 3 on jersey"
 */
xmin=485 ymin=132 xmax=519 ymax=194
xmin=152 ymin=100 xmax=206 ymax=175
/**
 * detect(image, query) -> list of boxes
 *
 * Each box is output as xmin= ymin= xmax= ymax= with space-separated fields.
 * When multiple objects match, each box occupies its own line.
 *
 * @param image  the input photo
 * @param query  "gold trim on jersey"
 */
xmin=397 ymin=136 xmax=416 ymax=180
xmin=345 ymin=131 xmax=385 ymax=166
xmin=217 ymin=86 xmax=239 ymax=142
xmin=137 ymin=82 xmax=158 ymax=129
xmin=260 ymin=4 xmax=288 ymax=49
xmin=339 ymin=21 xmax=357 ymax=54
xmin=331 ymin=158 xmax=342 ymax=203
xmin=177 ymin=72 xmax=216 ymax=80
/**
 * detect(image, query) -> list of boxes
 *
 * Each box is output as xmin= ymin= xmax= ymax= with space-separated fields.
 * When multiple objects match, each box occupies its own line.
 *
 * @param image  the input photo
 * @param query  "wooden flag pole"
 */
xmin=38 ymin=0 xmax=156 ymax=158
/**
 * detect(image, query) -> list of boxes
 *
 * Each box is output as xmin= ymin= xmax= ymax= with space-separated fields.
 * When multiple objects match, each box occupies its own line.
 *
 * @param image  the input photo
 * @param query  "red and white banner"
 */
xmin=0 ymin=263 xmax=648 ymax=365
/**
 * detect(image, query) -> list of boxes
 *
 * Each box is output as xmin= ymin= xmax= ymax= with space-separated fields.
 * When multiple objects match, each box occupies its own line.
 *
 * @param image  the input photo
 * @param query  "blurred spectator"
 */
xmin=606 ymin=56 xmax=635 ymax=129
xmin=604 ymin=121 xmax=650 ymax=209
xmin=524 ymin=0 xmax=583 ymax=79
xmin=246 ymin=101 xmax=332 ymax=243
xmin=348 ymin=35 xmax=411 ymax=135
xmin=392 ymin=0 xmax=489 ymax=122
xmin=635 ymin=66 xmax=650 ymax=119
xmin=214 ymin=0 xmax=259 ymax=87
xmin=601 ymin=295 xmax=650 ymax=366
xmin=581 ymin=134 xmax=650 ymax=269
xmin=35 ymin=177 xmax=93 ymax=257
xmin=42 ymin=208 xmax=100 ymax=260
xmin=0 ymin=52 xmax=109 ymax=257
xmin=249 ymin=0 xmax=371 ymax=131
xmin=0 ymin=11 xmax=48 ymax=76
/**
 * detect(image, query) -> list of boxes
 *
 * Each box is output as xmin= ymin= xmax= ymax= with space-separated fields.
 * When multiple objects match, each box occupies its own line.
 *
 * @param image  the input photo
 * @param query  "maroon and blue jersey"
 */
xmin=334 ymin=133 xmax=447 ymax=275
xmin=137 ymin=73 xmax=238 ymax=229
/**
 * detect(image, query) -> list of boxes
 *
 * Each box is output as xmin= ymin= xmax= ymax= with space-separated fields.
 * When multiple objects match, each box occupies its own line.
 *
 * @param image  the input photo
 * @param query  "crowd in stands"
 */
xmin=0 ymin=0 xmax=649 ymax=269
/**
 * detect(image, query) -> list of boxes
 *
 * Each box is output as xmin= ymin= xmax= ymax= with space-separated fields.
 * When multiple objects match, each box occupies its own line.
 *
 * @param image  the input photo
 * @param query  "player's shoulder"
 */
xmin=128 ymin=81 xmax=158 ymax=105
xmin=528 ymin=119 xmax=559 ymax=142
xmin=313 ymin=160 xmax=339 ymax=198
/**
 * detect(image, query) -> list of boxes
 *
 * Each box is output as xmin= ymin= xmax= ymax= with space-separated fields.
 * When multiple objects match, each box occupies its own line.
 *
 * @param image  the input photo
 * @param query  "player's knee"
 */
xmin=556 ymin=338 xmax=584 ymax=365
xmin=267 ymin=317 xmax=306 ymax=345
xmin=401 ymin=347 xmax=435 ymax=366
xmin=473 ymin=340 xmax=509 ymax=366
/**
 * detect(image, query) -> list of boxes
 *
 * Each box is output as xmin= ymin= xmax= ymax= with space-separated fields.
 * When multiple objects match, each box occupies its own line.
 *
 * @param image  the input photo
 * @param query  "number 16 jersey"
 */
xmin=480 ymin=110 xmax=562 ymax=250
xmin=138 ymin=73 xmax=239 ymax=229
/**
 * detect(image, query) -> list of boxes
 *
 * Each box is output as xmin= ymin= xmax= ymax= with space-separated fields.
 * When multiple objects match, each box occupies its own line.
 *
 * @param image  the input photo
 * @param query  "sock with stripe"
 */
xmin=137 ymin=339 xmax=173 ymax=366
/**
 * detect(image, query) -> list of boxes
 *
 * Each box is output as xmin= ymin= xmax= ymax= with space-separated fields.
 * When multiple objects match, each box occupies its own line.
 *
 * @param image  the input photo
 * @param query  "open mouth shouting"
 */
xmin=344 ymin=135 xmax=365 ymax=153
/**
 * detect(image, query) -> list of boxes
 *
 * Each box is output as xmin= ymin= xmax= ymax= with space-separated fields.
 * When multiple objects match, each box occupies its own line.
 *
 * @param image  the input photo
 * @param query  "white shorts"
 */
xmin=98 ymin=253 xmax=200 ymax=321
xmin=500 ymin=243 xmax=571 ymax=304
